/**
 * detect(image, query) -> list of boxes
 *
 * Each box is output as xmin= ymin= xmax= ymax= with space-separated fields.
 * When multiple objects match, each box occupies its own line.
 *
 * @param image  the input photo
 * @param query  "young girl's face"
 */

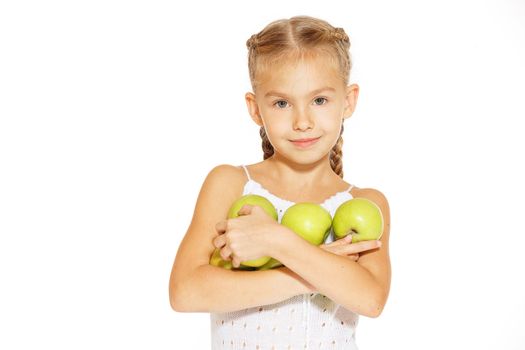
xmin=247 ymin=53 xmax=358 ymax=165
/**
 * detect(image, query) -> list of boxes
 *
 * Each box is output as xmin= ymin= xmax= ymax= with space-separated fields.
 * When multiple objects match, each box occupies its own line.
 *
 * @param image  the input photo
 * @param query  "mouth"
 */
xmin=290 ymin=136 xmax=321 ymax=148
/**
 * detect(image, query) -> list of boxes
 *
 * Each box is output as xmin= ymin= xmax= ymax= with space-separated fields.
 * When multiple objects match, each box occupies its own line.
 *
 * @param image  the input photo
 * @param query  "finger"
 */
xmin=213 ymin=235 xmax=226 ymax=249
xmin=237 ymin=204 xmax=253 ymax=216
xmin=321 ymin=235 xmax=353 ymax=252
xmin=348 ymin=254 xmax=359 ymax=261
xmin=232 ymin=257 xmax=241 ymax=268
xmin=320 ymin=244 xmax=347 ymax=256
xmin=332 ymin=234 xmax=353 ymax=245
xmin=219 ymin=246 xmax=232 ymax=260
xmin=344 ymin=240 xmax=382 ymax=255
xmin=215 ymin=220 xmax=227 ymax=234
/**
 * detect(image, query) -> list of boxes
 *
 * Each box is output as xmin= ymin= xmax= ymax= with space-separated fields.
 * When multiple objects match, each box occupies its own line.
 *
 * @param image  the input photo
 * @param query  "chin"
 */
xmin=282 ymin=150 xmax=330 ymax=165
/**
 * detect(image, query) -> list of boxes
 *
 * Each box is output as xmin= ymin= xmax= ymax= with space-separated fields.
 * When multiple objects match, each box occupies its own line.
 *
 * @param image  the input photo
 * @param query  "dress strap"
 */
xmin=240 ymin=165 xmax=252 ymax=181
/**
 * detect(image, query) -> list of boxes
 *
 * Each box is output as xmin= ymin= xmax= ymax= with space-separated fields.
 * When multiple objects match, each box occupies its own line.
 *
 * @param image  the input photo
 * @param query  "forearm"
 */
xmin=171 ymin=264 xmax=314 ymax=313
xmin=272 ymin=228 xmax=385 ymax=317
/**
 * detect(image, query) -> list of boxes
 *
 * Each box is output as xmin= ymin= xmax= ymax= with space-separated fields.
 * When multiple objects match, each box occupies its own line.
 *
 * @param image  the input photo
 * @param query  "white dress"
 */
xmin=210 ymin=165 xmax=360 ymax=350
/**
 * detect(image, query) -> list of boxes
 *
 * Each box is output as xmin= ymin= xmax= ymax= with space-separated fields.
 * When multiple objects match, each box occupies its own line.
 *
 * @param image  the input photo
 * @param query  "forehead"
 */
xmin=256 ymin=53 xmax=343 ymax=95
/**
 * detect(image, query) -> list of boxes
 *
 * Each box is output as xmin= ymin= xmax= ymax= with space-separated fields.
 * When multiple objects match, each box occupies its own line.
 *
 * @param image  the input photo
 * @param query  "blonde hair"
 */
xmin=246 ymin=16 xmax=352 ymax=178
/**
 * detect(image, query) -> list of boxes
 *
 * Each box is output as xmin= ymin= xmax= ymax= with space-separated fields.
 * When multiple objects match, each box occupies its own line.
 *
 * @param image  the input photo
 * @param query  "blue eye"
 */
xmin=274 ymin=100 xmax=289 ymax=109
xmin=314 ymin=97 xmax=328 ymax=105
xmin=273 ymin=98 xmax=327 ymax=108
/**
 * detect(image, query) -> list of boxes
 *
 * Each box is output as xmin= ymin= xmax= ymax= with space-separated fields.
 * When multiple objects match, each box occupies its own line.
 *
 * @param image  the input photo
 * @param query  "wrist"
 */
xmin=268 ymin=225 xmax=317 ymax=294
xmin=268 ymin=224 xmax=298 ymax=259
xmin=279 ymin=266 xmax=317 ymax=294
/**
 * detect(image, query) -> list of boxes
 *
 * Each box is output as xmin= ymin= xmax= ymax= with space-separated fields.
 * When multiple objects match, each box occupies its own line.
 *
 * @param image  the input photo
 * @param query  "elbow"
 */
xmin=169 ymin=265 xmax=211 ymax=313
xmin=365 ymin=302 xmax=384 ymax=318
xmin=170 ymin=270 xmax=209 ymax=313
xmin=169 ymin=277 xmax=191 ymax=312
xmin=170 ymin=292 xmax=182 ymax=312
xmin=170 ymin=283 xmax=191 ymax=313
xmin=169 ymin=282 xmax=183 ymax=312
xmin=364 ymin=291 xmax=387 ymax=318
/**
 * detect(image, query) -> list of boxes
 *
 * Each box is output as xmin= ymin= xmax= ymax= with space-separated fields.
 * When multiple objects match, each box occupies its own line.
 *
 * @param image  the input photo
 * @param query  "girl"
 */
xmin=169 ymin=15 xmax=391 ymax=349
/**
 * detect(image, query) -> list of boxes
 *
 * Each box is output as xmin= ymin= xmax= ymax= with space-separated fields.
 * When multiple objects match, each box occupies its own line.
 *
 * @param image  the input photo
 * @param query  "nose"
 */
xmin=293 ymin=108 xmax=314 ymax=131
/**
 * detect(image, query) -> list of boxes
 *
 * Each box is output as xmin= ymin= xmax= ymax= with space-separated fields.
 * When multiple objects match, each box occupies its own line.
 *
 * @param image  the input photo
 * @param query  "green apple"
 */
xmin=332 ymin=198 xmax=384 ymax=243
xmin=209 ymin=248 xmax=233 ymax=269
xmin=258 ymin=257 xmax=284 ymax=271
xmin=209 ymin=248 xmax=256 ymax=270
xmin=281 ymin=203 xmax=332 ymax=245
xmin=228 ymin=194 xmax=278 ymax=220
xmin=227 ymin=194 xmax=278 ymax=267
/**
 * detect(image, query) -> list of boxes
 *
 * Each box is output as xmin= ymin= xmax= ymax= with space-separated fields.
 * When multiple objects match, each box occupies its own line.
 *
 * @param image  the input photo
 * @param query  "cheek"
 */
xmin=316 ymin=114 xmax=342 ymax=133
xmin=261 ymin=121 xmax=284 ymax=145
xmin=315 ymin=103 xmax=343 ymax=121
xmin=262 ymin=114 xmax=286 ymax=132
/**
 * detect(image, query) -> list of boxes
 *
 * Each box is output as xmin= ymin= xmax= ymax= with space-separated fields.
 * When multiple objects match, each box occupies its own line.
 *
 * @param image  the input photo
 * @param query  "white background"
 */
xmin=1 ymin=0 xmax=524 ymax=349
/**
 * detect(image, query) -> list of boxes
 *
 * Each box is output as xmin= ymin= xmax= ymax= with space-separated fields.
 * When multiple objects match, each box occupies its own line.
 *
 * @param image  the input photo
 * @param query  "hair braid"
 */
xmin=330 ymin=124 xmax=344 ymax=178
xmin=259 ymin=126 xmax=274 ymax=159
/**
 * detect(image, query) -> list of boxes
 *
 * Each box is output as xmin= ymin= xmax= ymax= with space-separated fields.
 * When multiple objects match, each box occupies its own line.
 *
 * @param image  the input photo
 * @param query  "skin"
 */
xmin=247 ymin=55 xmax=355 ymax=184
xmin=224 ymin=53 xmax=362 ymax=260
xmin=169 ymin=53 xmax=391 ymax=318
xmin=214 ymin=57 xmax=390 ymax=318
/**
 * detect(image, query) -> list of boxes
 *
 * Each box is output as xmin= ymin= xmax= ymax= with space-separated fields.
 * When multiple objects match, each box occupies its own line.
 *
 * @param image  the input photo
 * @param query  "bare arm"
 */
xmin=169 ymin=165 xmax=314 ymax=313
xmin=270 ymin=188 xmax=391 ymax=318
xmin=172 ymin=265 xmax=313 ymax=313
xmin=169 ymin=166 xmax=390 ymax=316
xmin=272 ymin=229 xmax=384 ymax=317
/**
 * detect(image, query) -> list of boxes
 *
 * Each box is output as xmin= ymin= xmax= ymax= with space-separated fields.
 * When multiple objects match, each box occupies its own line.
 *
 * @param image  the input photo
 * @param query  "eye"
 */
xmin=313 ymin=97 xmax=328 ymax=105
xmin=274 ymin=100 xmax=289 ymax=109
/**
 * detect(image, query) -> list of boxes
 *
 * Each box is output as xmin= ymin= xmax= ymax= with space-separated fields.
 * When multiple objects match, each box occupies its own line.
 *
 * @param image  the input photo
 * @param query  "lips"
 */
xmin=292 ymin=137 xmax=319 ymax=142
xmin=290 ymin=136 xmax=321 ymax=148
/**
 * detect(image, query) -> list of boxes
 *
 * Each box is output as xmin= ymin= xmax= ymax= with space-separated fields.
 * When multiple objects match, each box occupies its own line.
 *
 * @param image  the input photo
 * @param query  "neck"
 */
xmin=266 ymin=153 xmax=337 ymax=188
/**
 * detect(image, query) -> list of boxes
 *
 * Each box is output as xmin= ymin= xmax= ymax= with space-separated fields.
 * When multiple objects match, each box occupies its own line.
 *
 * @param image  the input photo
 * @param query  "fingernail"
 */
xmin=345 ymin=235 xmax=353 ymax=242
xmin=377 ymin=241 xmax=382 ymax=247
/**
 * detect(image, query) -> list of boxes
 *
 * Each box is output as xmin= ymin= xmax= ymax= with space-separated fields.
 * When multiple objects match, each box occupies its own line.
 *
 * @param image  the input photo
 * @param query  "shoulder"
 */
xmin=201 ymin=164 xmax=248 ymax=198
xmin=206 ymin=164 xmax=246 ymax=181
xmin=186 ymin=164 xmax=248 ymax=253
xmin=352 ymin=187 xmax=389 ymax=209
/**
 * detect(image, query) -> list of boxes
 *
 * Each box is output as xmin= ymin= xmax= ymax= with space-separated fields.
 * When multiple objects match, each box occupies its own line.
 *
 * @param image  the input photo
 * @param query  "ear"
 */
xmin=343 ymin=84 xmax=359 ymax=120
xmin=245 ymin=92 xmax=264 ymax=126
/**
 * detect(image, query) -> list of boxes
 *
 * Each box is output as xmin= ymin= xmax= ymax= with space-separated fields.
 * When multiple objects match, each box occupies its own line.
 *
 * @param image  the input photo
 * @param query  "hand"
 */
xmin=213 ymin=204 xmax=281 ymax=268
xmin=319 ymin=235 xmax=382 ymax=262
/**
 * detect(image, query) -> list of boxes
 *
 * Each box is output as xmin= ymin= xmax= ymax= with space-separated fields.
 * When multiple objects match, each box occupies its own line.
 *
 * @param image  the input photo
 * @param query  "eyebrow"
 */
xmin=264 ymin=86 xmax=336 ymax=99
